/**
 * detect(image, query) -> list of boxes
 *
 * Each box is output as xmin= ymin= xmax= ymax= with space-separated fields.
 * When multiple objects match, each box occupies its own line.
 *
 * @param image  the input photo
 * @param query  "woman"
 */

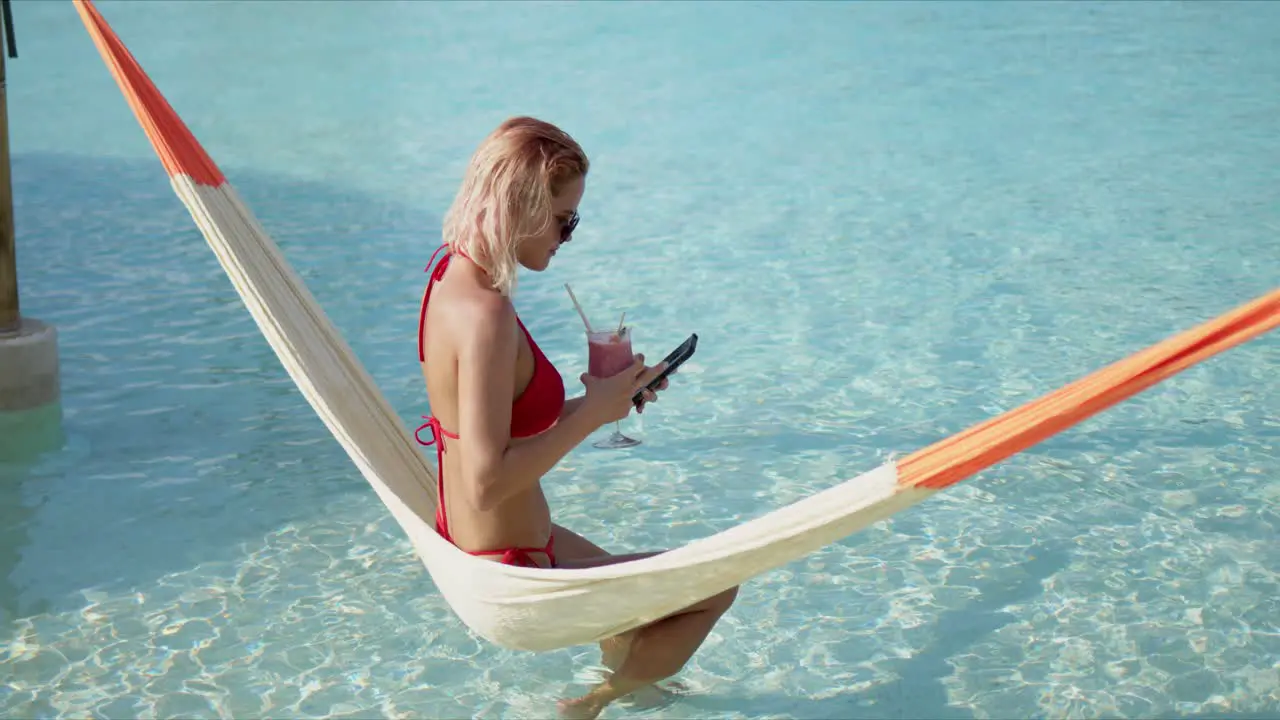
xmin=415 ymin=116 xmax=738 ymax=719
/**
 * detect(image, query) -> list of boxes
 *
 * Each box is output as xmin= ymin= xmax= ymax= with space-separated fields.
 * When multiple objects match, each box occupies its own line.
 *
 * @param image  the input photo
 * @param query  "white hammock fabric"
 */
xmin=75 ymin=0 xmax=1280 ymax=654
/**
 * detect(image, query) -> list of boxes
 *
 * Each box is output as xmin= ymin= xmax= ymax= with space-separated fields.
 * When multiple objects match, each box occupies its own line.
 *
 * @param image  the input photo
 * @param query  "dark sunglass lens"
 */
xmin=561 ymin=213 xmax=579 ymax=241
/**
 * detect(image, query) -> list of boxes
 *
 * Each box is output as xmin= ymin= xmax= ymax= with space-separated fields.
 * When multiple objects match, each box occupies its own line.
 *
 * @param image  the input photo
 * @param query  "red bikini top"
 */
xmin=417 ymin=244 xmax=565 ymax=439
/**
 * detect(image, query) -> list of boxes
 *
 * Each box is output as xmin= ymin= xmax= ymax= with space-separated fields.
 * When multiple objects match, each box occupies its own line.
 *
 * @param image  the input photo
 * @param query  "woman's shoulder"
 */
xmin=436 ymin=280 xmax=518 ymax=349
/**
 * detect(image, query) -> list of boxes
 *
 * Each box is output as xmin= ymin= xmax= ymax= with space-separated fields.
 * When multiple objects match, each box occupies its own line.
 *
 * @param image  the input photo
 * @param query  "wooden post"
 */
xmin=0 ymin=1 xmax=16 ymax=335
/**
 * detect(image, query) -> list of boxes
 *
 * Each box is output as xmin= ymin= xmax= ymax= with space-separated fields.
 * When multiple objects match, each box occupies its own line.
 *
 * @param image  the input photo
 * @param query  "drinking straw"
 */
xmin=564 ymin=283 xmax=594 ymax=333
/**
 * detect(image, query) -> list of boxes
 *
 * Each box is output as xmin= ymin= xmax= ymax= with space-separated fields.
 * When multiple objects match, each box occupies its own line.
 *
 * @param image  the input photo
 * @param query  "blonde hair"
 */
xmin=442 ymin=116 xmax=589 ymax=296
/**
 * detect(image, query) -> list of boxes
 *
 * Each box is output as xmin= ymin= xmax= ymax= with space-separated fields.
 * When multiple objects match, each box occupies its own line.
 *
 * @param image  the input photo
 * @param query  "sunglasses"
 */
xmin=560 ymin=211 xmax=580 ymax=242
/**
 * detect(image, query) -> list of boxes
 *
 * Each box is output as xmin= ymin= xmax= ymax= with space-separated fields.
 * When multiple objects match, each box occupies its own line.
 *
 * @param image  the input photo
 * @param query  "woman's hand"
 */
xmin=580 ymin=354 xmax=667 ymax=426
xmin=634 ymin=364 xmax=671 ymax=414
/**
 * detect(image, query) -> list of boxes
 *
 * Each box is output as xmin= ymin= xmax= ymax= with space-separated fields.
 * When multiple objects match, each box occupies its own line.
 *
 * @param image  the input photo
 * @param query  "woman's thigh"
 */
xmin=552 ymin=524 xmax=730 ymax=623
xmin=553 ymin=523 xmax=662 ymax=569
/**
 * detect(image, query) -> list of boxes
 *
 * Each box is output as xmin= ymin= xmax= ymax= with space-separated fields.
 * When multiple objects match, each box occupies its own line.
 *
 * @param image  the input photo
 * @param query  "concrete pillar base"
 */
xmin=0 ymin=401 xmax=64 ymax=462
xmin=0 ymin=317 xmax=65 ymax=461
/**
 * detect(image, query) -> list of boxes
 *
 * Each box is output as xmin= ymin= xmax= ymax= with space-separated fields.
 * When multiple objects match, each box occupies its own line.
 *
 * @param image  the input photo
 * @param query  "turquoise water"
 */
xmin=4 ymin=0 xmax=1279 ymax=717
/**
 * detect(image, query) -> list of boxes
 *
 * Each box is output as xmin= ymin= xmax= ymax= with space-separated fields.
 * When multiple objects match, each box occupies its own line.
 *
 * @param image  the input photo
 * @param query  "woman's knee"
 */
xmin=712 ymin=585 xmax=739 ymax=614
xmin=686 ymin=584 xmax=737 ymax=618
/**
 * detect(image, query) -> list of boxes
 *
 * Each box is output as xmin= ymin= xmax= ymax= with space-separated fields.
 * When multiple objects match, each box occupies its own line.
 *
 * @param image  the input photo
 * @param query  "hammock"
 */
xmin=74 ymin=0 xmax=1280 ymax=653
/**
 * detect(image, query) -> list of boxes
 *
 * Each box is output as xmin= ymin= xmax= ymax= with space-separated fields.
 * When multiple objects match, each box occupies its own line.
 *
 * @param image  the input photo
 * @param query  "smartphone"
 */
xmin=633 ymin=333 xmax=698 ymax=408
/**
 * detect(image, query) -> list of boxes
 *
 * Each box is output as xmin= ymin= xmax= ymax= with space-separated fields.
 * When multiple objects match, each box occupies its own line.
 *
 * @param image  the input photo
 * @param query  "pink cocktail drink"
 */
xmin=588 ymin=328 xmax=634 ymax=378
xmin=586 ymin=326 xmax=642 ymax=449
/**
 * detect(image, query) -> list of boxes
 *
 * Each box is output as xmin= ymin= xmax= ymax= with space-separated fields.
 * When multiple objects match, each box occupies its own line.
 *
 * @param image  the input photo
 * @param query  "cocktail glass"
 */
xmin=587 ymin=326 xmax=641 ymax=449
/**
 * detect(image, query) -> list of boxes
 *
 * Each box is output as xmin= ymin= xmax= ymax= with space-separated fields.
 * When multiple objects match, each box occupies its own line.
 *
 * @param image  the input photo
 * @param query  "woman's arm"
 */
xmin=456 ymin=298 xmax=605 ymax=511
xmin=559 ymin=372 xmax=668 ymax=421
xmin=559 ymin=395 xmax=588 ymax=420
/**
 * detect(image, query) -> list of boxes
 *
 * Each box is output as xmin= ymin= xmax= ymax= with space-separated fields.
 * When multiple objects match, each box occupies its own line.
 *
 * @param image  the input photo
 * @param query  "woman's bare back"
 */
xmin=420 ymin=260 xmax=554 ymax=559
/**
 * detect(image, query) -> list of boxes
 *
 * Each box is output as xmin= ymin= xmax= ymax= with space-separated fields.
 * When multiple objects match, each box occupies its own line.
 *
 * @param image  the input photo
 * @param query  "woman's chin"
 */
xmin=537 ymin=248 xmax=559 ymax=270
xmin=519 ymin=252 xmax=553 ymax=272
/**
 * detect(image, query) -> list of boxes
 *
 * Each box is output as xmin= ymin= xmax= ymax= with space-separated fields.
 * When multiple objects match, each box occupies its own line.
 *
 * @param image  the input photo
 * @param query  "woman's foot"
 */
xmin=619 ymin=680 xmax=686 ymax=711
xmin=557 ymin=694 xmax=607 ymax=720
xmin=558 ymin=674 xmax=686 ymax=719
xmin=556 ymin=679 xmax=636 ymax=720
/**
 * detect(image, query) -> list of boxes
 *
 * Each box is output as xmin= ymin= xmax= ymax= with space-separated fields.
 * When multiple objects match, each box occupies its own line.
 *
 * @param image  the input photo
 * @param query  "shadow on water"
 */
xmin=683 ymin=544 xmax=1073 ymax=719
xmin=1 ymin=151 xmax=439 ymax=625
